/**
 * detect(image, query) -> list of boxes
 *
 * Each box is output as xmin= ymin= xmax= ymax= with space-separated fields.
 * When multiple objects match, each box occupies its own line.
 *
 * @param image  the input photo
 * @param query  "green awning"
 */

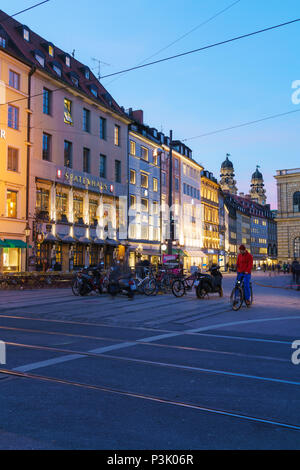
xmin=4 ymin=239 xmax=27 ymax=248
xmin=0 ymin=240 xmax=9 ymax=247
xmin=172 ymin=248 xmax=187 ymax=257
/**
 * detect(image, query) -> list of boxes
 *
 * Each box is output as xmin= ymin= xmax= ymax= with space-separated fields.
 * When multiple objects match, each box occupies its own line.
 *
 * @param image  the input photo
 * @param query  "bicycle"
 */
xmin=230 ymin=273 xmax=253 ymax=311
xmin=172 ymin=273 xmax=197 ymax=297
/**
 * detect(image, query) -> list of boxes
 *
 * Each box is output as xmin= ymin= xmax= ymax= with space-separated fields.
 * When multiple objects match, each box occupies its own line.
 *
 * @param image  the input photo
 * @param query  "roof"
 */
xmin=0 ymin=10 xmax=128 ymax=119
xmin=252 ymin=166 xmax=263 ymax=180
xmin=221 ymin=155 xmax=234 ymax=169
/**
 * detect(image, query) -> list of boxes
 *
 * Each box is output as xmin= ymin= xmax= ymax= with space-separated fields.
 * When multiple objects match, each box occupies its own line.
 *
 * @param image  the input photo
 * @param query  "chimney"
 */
xmin=132 ymin=109 xmax=143 ymax=125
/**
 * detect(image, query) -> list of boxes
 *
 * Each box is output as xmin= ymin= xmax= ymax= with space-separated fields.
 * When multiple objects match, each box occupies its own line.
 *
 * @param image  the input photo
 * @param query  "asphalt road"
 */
xmin=0 ymin=272 xmax=299 ymax=450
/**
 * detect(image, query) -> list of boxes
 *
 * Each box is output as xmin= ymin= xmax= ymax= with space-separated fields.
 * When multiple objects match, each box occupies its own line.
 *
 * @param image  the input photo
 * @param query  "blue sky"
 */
xmin=2 ymin=0 xmax=300 ymax=207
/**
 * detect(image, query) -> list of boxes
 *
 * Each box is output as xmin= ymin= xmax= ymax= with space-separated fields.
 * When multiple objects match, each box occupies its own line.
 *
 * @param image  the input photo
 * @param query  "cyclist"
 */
xmin=236 ymin=244 xmax=253 ymax=307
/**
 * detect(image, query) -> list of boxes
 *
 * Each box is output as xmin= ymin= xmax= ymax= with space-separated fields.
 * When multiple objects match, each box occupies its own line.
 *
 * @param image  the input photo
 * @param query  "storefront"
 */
xmin=0 ymin=239 xmax=27 ymax=273
xmin=128 ymin=243 xmax=161 ymax=269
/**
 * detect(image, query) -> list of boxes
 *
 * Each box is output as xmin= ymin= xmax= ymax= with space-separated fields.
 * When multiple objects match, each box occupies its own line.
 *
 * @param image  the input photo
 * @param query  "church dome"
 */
xmin=221 ymin=154 xmax=233 ymax=169
xmin=252 ymin=166 xmax=263 ymax=180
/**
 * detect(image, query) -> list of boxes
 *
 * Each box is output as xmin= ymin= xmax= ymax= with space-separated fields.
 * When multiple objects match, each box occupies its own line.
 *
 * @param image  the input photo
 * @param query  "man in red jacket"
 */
xmin=236 ymin=245 xmax=253 ymax=306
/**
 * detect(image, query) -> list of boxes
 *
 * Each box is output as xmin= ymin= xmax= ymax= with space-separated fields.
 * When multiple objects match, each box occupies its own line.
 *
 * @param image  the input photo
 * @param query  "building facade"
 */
xmin=0 ymin=30 xmax=31 ymax=273
xmin=275 ymin=168 xmax=300 ymax=263
xmin=201 ymin=171 xmax=220 ymax=268
xmin=1 ymin=12 xmax=131 ymax=271
xmin=126 ymin=110 xmax=161 ymax=267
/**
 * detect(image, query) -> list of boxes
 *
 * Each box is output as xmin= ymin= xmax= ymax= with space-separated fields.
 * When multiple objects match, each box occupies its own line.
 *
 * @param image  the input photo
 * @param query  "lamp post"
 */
xmin=24 ymin=223 xmax=31 ymax=272
xmin=168 ymin=130 xmax=173 ymax=255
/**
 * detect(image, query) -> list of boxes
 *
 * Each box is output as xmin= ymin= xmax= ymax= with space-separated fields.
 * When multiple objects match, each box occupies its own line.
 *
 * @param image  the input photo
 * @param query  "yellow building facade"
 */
xmin=0 ymin=49 xmax=30 ymax=272
xmin=201 ymin=171 xmax=220 ymax=268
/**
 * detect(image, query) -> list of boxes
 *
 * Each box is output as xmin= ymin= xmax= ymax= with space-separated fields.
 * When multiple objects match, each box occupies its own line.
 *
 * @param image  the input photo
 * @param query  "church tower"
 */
xmin=220 ymin=154 xmax=238 ymax=195
xmin=250 ymin=166 xmax=267 ymax=205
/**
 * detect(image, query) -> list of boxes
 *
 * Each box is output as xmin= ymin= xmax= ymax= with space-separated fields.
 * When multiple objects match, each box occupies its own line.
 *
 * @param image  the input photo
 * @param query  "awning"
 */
xmin=92 ymin=238 xmax=105 ymax=245
xmin=4 ymin=239 xmax=27 ymax=248
xmin=184 ymin=249 xmax=206 ymax=258
xmin=106 ymin=239 xmax=119 ymax=247
xmin=78 ymin=237 xmax=91 ymax=244
xmin=44 ymin=233 xmax=58 ymax=243
xmin=60 ymin=235 xmax=77 ymax=244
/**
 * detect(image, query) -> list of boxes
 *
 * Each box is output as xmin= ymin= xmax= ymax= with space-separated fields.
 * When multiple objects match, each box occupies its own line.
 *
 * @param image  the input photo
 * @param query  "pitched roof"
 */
xmin=0 ymin=9 xmax=128 ymax=119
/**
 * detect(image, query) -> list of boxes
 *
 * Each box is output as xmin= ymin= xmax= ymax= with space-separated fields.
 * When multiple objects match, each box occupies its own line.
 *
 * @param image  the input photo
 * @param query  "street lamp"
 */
xmin=24 ymin=223 xmax=31 ymax=272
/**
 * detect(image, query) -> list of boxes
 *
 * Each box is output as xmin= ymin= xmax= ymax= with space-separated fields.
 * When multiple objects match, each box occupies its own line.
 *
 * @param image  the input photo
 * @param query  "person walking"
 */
xmin=292 ymin=259 xmax=299 ymax=284
xmin=236 ymin=245 xmax=253 ymax=307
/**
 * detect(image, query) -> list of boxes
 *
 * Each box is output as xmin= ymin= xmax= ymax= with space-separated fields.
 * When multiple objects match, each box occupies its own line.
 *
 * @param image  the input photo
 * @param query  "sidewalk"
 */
xmin=254 ymin=272 xmax=299 ymax=290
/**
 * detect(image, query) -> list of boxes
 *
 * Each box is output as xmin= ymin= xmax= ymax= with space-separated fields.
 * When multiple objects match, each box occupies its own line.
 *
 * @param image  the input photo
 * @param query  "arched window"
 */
xmin=294 ymin=238 xmax=300 ymax=258
xmin=293 ymin=192 xmax=300 ymax=213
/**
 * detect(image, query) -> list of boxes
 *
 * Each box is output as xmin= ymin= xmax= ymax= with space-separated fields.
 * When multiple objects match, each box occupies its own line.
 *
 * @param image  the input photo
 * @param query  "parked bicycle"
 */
xmin=172 ymin=273 xmax=197 ymax=297
xmin=230 ymin=273 xmax=253 ymax=311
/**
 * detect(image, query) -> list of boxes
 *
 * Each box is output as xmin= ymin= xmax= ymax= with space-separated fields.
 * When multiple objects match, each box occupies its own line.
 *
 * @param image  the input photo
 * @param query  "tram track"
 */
xmin=0 ymin=366 xmax=300 ymax=433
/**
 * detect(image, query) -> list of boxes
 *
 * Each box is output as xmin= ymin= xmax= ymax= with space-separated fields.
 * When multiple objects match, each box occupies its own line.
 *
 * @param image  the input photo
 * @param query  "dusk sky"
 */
xmin=2 ymin=0 xmax=300 ymax=208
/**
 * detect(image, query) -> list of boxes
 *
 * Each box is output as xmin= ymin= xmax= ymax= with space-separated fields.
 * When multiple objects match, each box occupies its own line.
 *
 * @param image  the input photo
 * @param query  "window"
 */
xmin=8 ymin=105 xmax=19 ymax=130
xmin=129 ymin=224 xmax=136 ymax=238
xmin=130 ymin=140 xmax=136 ymax=155
xmin=141 ymin=225 xmax=149 ymax=239
xmin=73 ymin=196 xmax=83 ymax=223
xmin=153 ymin=150 xmax=158 ymax=166
xmin=115 ymin=160 xmax=121 ymax=183
xmin=174 ymin=158 xmax=179 ymax=170
xmin=43 ymin=88 xmax=51 ymax=115
xmin=64 ymin=141 xmax=72 ymax=168
xmin=42 ymin=133 xmax=51 ymax=161
xmin=48 ymin=44 xmax=54 ymax=57
xmin=7 ymin=190 xmax=17 ymax=218
xmin=36 ymin=189 xmax=49 ymax=212
xmin=83 ymin=148 xmax=90 ymax=173
xmin=90 ymin=85 xmax=97 ymax=97
xmin=100 ymin=154 xmax=106 ymax=178
xmin=141 ymin=173 xmax=148 ymax=188
xmin=153 ymin=178 xmax=158 ymax=192
xmin=56 ymin=192 xmax=68 ymax=220
xmin=65 ymin=56 xmax=71 ymax=67
xmin=7 ymin=148 xmax=19 ymax=172
xmin=71 ymin=75 xmax=79 ymax=87
xmin=84 ymin=68 xmax=90 ymax=80
xmin=162 ymin=172 xmax=166 ymax=186
xmin=23 ymin=28 xmax=30 ymax=41
xmin=294 ymin=237 xmax=300 ymax=258
xmin=114 ymin=125 xmax=120 ymax=146
xmin=130 ymin=195 xmax=136 ymax=210
xmin=35 ymin=53 xmax=45 ymax=67
xmin=0 ymin=36 xmax=6 ymax=48
xmin=175 ymin=178 xmax=179 ymax=191
xmin=130 ymin=170 xmax=136 ymax=185
xmin=293 ymin=192 xmax=300 ymax=213
xmin=9 ymin=70 xmax=20 ymax=90
xmin=89 ymin=200 xmax=98 ymax=225
xmin=153 ymin=201 xmax=159 ymax=214
xmin=64 ymin=98 xmax=73 ymax=125
xmin=141 ymin=198 xmax=148 ymax=212
xmin=100 ymin=117 xmax=106 ymax=140
xmin=53 ymin=63 xmax=62 ymax=77
xmin=83 ymin=108 xmax=90 ymax=133
xmin=141 ymin=146 xmax=148 ymax=161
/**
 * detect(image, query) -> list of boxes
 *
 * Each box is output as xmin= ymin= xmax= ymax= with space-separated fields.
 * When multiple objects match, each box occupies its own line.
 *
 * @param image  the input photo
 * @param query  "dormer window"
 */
xmin=69 ymin=72 xmax=79 ymax=87
xmin=48 ymin=44 xmax=54 ymax=57
xmin=34 ymin=50 xmax=45 ymax=68
xmin=90 ymin=85 xmax=97 ymax=98
xmin=52 ymin=62 xmax=62 ymax=77
xmin=65 ymin=55 xmax=71 ymax=67
xmin=84 ymin=68 xmax=90 ymax=80
xmin=23 ymin=27 xmax=30 ymax=41
xmin=0 ymin=36 xmax=6 ymax=48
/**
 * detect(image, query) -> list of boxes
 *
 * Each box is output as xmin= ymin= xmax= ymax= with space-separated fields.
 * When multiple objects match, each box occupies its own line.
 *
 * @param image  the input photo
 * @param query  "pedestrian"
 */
xmin=277 ymin=263 xmax=281 ymax=275
xmin=236 ymin=245 xmax=253 ymax=307
xmin=292 ymin=259 xmax=299 ymax=284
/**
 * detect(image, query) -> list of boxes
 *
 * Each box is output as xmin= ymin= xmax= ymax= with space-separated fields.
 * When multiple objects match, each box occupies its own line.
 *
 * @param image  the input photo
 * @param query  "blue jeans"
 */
xmin=237 ymin=273 xmax=251 ymax=301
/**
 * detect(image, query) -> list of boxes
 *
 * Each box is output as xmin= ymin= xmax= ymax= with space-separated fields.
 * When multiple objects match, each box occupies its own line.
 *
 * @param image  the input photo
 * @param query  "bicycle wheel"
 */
xmin=172 ymin=280 xmax=186 ymax=297
xmin=72 ymin=279 xmax=80 ymax=296
xmin=230 ymin=286 xmax=243 ymax=311
xmin=143 ymin=278 xmax=157 ymax=296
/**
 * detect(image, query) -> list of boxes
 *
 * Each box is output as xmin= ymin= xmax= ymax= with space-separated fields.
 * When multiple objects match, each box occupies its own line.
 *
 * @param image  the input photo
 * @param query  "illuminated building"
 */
xmin=201 ymin=171 xmax=220 ymax=268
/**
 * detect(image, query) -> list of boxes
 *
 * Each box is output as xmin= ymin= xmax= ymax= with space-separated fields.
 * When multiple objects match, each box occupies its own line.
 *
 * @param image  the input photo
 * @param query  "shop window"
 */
xmin=90 ymin=244 xmax=100 ymax=266
xmin=73 ymin=244 xmax=84 ymax=268
xmin=56 ymin=192 xmax=68 ymax=222
xmin=7 ymin=147 xmax=19 ymax=172
xmin=73 ymin=196 xmax=84 ymax=224
xmin=3 ymin=247 xmax=20 ymax=273
xmin=64 ymin=98 xmax=73 ymax=125
xmin=89 ymin=199 xmax=98 ymax=226
xmin=7 ymin=190 xmax=17 ymax=218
